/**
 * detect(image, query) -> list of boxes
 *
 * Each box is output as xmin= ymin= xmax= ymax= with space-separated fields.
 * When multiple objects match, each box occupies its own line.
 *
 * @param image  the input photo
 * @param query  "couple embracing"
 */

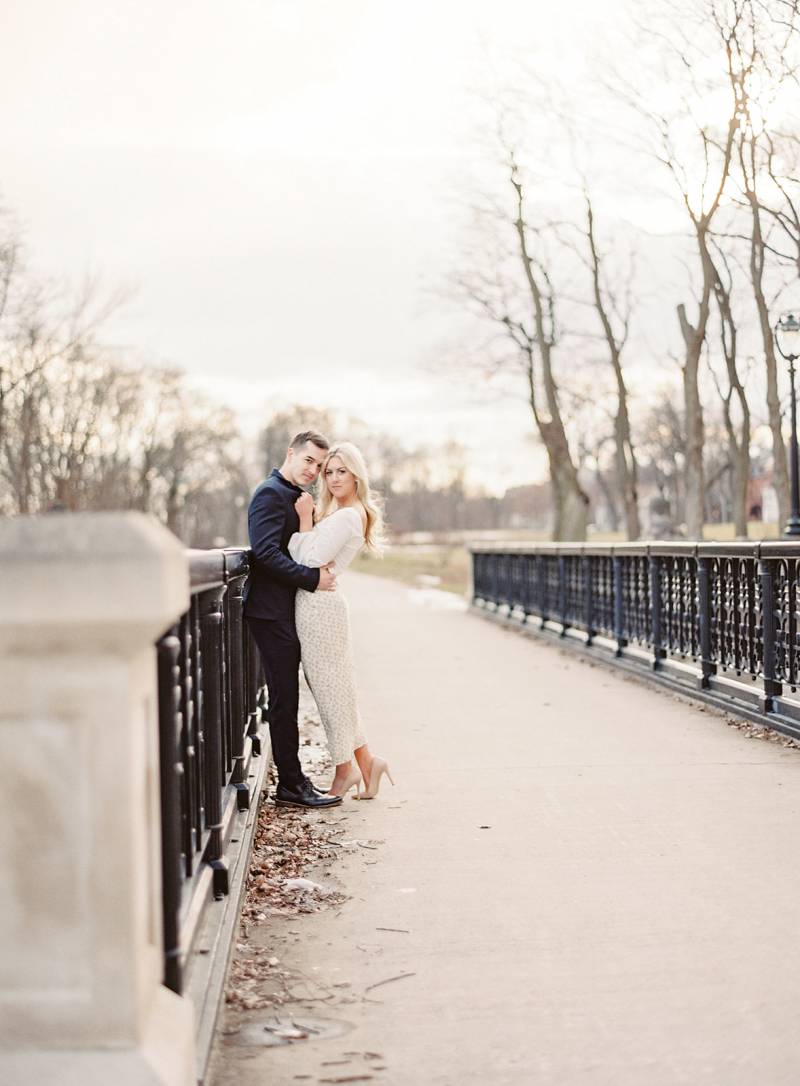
xmin=243 ymin=430 xmax=393 ymax=810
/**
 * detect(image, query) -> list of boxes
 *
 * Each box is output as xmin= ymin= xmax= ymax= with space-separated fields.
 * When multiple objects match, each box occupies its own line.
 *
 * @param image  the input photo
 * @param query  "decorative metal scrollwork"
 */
xmin=708 ymin=557 xmax=759 ymax=678
xmin=773 ymin=557 xmax=799 ymax=688
xmin=592 ymin=556 xmax=616 ymax=638
xmin=660 ymin=556 xmax=698 ymax=659
xmin=620 ymin=556 xmax=652 ymax=645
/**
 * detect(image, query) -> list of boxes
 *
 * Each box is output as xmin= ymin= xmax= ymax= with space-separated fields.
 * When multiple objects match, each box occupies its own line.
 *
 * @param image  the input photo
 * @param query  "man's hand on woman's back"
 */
xmin=317 ymin=564 xmax=337 ymax=591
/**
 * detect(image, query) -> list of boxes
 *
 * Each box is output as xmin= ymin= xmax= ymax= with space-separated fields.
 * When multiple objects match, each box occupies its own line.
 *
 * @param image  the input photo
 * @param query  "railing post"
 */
xmin=0 ymin=512 xmax=195 ymax=1086
xmin=697 ymin=555 xmax=716 ymax=689
xmin=474 ymin=552 xmax=485 ymax=604
xmin=650 ymin=553 xmax=664 ymax=670
xmin=246 ymin=626 xmax=265 ymax=753
xmin=198 ymin=585 xmax=230 ymax=898
xmin=178 ymin=611 xmax=199 ymax=870
xmin=511 ymin=553 xmax=523 ymax=619
xmin=520 ymin=553 xmax=529 ymax=619
xmin=189 ymin=597 xmax=206 ymax=857
xmin=537 ymin=554 xmax=547 ymax=627
xmin=225 ymin=554 xmax=251 ymax=810
xmin=484 ymin=552 xmax=493 ymax=605
xmin=584 ymin=556 xmax=594 ymax=646
xmin=759 ymin=555 xmax=781 ymax=712
xmin=558 ymin=554 xmax=568 ymax=636
xmin=613 ymin=554 xmax=627 ymax=656
xmin=157 ymin=631 xmax=184 ymax=995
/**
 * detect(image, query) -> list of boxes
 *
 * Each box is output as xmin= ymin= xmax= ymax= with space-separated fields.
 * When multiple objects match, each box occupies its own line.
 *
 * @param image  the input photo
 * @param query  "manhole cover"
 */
xmin=233 ymin=1014 xmax=353 ymax=1047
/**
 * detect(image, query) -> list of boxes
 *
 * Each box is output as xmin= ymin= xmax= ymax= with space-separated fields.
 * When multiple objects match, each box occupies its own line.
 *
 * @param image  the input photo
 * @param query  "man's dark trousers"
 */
xmin=247 ymin=618 xmax=304 ymax=788
xmin=243 ymin=468 xmax=320 ymax=790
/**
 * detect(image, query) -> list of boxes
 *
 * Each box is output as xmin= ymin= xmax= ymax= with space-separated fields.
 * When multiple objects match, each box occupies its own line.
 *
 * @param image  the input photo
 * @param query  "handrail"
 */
xmin=469 ymin=540 xmax=800 ymax=741
xmin=156 ymin=546 xmax=266 ymax=997
xmin=468 ymin=539 xmax=800 ymax=557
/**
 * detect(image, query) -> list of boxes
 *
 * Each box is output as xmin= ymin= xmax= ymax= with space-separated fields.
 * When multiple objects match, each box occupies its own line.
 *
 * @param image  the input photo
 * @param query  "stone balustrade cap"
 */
xmin=0 ymin=511 xmax=190 ymax=649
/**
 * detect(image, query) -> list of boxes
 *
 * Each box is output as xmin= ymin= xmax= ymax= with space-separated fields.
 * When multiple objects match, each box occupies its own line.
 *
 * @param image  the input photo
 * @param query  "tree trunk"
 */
xmin=731 ymin=445 xmax=749 ymax=538
xmin=538 ymin=348 xmax=590 ymax=541
xmin=524 ymin=353 xmax=589 ymax=542
xmin=596 ymin=463 xmax=621 ymax=532
xmin=612 ymin=381 xmax=640 ymax=540
xmin=678 ymin=300 xmax=708 ymax=539
xmin=585 ymin=197 xmax=640 ymax=539
xmin=742 ymin=132 xmax=789 ymax=527
xmin=550 ymin=455 xmax=590 ymax=540
xmin=511 ymin=166 xmax=589 ymax=541
xmin=710 ymin=250 xmax=751 ymax=538
xmin=749 ymin=196 xmax=789 ymax=527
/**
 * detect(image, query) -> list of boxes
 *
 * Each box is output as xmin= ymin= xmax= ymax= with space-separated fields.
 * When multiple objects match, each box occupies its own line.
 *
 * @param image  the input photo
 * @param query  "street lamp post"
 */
xmin=775 ymin=313 xmax=800 ymax=537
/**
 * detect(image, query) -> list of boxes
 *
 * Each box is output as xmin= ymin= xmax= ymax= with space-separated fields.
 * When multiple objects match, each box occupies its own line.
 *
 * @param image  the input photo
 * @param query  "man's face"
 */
xmin=286 ymin=441 xmax=326 ymax=487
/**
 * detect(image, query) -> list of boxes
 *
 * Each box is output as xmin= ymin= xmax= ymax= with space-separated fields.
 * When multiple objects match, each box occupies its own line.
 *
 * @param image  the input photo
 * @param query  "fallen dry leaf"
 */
xmin=223 ymin=683 xmax=353 ymax=1011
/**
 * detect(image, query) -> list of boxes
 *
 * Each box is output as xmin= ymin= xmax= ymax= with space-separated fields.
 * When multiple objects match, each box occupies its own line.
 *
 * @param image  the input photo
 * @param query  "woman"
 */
xmin=288 ymin=442 xmax=393 ymax=799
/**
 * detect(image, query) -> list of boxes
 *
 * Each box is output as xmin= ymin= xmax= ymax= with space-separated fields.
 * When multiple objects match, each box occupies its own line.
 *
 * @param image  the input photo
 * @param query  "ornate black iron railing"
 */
xmin=470 ymin=541 xmax=800 ymax=740
xmin=156 ymin=547 xmax=267 ymax=996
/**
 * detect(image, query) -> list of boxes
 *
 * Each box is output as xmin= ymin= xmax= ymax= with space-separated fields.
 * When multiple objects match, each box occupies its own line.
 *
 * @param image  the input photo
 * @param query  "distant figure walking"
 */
xmin=289 ymin=442 xmax=393 ymax=799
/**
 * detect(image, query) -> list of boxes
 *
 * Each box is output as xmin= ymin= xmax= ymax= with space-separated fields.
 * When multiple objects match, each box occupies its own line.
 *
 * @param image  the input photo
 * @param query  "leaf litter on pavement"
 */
xmin=224 ymin=678 xmax=384 ymax=1014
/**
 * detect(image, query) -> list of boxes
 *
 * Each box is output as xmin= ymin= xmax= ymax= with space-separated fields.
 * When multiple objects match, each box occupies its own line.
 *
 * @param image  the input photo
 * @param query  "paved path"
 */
xmin=210 ymin=571 xmax=800 ymax=1085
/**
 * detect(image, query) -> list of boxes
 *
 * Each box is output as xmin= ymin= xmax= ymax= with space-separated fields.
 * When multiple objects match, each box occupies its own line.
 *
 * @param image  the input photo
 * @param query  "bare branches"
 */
xmin=0 ymin=216 xmax=249 ymax=543
xmin=448 ymin=0 xmax=800 ymax=536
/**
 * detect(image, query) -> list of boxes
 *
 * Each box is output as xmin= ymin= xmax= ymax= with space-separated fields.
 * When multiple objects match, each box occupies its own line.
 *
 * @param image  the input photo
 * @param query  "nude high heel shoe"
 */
xmin=356 ymin=757 xmax=394 ymax=800
xmin=327 ymin=765 xmax=362 ymax=798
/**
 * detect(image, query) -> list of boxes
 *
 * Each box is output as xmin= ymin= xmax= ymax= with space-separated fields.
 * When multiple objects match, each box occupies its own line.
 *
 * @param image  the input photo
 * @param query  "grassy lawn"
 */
xmin=352 ymin=545 xmax=470 ymax=595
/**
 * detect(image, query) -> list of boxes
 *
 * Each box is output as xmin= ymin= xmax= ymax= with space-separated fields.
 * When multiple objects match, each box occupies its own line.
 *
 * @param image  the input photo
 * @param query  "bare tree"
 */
xmin=675 ymin=40 xmax=739 ymax=537
xmin=762 ymin=135 xmax=800 ymax=281
xmin=740 ymin=135 xmax=791 ymax=523
xmin=610 ymin=2 xmax=756 ymax=536
xmin=723 ymin=1 xmax=800 ymax=526
xmin=577 ymin=192 xmax=640 ymax=538
xmin=0 ymin=209 xmax=132 ymax=516
xmin=708 ymin=242 xmax=751 ymax=536
xmin=451 ymin=144 xmax=590 ymax=540
xmin=508 ymin=158 xmax=590 ymax=539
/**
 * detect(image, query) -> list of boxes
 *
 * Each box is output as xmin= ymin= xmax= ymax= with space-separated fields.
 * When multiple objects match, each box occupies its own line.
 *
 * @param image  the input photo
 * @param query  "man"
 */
xmin=244 ymin=430 xmax=342 ymax=809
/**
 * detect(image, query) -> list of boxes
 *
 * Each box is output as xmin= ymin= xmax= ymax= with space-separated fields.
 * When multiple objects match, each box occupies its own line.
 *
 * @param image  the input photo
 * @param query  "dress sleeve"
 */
xmin=288 ymin=509 xmax=362 ymax=568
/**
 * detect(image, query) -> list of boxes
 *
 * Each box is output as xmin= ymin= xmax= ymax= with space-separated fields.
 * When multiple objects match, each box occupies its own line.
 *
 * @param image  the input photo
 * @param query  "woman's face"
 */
xmin=325 ymin=455 xmax=357 ymax=502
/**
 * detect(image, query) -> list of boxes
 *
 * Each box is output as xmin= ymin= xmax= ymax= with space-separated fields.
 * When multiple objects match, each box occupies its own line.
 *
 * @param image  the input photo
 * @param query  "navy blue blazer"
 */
xmin=243 ymin=469 xmax=320 ymax=623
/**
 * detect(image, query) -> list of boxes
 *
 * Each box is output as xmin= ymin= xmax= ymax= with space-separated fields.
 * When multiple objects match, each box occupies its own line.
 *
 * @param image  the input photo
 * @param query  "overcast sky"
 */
xmin=2 ymin=0 xmax=638 ymax=492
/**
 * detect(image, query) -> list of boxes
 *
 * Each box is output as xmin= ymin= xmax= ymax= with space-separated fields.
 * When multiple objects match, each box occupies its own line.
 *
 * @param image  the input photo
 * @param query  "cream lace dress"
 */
xmin=288 ymin=507 xmax=366 ymax=764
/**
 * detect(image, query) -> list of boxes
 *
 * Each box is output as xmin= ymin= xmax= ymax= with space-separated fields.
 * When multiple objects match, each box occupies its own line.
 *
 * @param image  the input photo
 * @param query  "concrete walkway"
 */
xmin=210 ymin=571 xmax=800 ymax=1085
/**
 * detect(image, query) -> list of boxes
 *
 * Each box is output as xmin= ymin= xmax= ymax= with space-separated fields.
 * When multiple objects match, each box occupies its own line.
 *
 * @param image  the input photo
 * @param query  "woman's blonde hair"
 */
xmin=316 ymin=441 xmax=385 ymax=555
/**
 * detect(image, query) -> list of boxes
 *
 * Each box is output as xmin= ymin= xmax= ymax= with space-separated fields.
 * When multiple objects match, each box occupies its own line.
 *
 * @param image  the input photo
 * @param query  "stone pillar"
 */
xmin=0 ymin=512 xmax=196 ymax=1086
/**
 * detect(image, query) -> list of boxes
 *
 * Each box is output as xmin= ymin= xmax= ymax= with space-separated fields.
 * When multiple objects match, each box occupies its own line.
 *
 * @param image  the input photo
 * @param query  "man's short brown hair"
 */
xmin=290 ymin=429 xmax=329 ymax=452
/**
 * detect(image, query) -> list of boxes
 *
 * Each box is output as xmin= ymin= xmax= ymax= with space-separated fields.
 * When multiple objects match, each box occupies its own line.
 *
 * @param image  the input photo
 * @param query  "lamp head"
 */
xmin=775 ymin=312 xmax=800 ymax=362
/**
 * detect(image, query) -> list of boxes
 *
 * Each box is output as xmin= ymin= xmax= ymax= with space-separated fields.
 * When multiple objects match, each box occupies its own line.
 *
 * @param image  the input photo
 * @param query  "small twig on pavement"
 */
xmin=291 ymin=1018 xmax=320 ymax=1033
xmin=319 ymin=1077 xmax=374 ymax=1084
xmin=375 ymin=927 xmax=409 ymax=934
xmin=364 ymin=972 xmax=416 ymax=993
